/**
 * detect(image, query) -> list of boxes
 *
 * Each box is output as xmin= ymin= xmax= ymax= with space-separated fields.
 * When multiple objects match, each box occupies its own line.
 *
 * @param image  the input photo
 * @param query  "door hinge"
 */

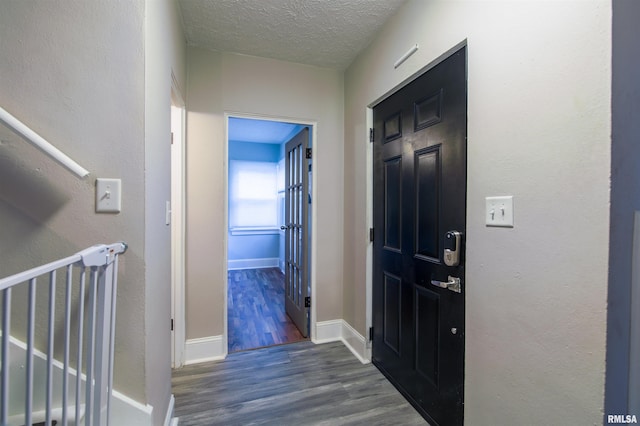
xmin=171 ymin=318 xmax=174 ymax=331
xmin=369 ymin=326 xmax=374 ymax=342
xmin=369 ymin=128 xmax=374 ymax=143
xmin=304 ymin=296 xmax=311 ymax=308
xmin=369 ymin=227 xmax=374 ymax=243
xmin=306 ymin=148 xmax=312 ymax=159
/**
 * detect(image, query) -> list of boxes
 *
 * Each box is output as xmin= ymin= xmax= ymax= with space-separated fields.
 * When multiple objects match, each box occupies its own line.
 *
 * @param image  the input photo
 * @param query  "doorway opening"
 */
xmin=226 ymin=116 xmax=313 ymax=353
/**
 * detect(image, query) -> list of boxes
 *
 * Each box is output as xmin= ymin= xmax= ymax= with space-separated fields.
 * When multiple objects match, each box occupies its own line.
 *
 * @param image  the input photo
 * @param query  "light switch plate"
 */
xmin=485 ymin=196 xmax=513 ymax=227
xmin=96 ymin=178 xmax=122 ymax=213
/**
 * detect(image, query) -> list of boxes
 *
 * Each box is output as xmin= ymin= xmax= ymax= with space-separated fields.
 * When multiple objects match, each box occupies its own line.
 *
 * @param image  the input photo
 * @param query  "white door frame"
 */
xmin=365 ymin=106 xmax=374 ymax=360
xmin=171 ymin=74 xmax=186 ymax=368
xmin=223 ymin=112 xmax=318 ymax=352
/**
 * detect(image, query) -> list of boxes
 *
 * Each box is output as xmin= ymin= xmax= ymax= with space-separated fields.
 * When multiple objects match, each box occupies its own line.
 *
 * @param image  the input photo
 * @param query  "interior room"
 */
xmin=226 ymin=117 xmax=310 ymax=352
xmin=0 ymin=0 xmax=639 ymax=425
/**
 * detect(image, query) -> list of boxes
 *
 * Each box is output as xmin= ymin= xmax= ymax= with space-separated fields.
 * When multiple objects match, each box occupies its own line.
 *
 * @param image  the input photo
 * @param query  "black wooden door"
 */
xmin=284 ymin=128 xmax=310 ymax=337
xmin=372 ymin=47 xmax=467 ymax=426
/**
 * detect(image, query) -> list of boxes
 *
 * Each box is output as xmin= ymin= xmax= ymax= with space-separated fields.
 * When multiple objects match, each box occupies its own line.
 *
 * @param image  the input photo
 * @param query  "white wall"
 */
xmin=185 ymin=48 xmax=344 ymax=340
xmin=145 ymin=0 xmax=187 ymax=423
xmin=344 ymin=1 xmax=611 ymax=424
xmin=0 ymin=0 xmax=147 ymax=402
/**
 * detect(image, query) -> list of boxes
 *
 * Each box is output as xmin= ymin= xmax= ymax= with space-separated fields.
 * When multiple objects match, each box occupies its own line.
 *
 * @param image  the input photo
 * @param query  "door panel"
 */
xmin=415 ymin=147 xmax=440 ymax=260
xmin=383 ymin=272 xmax=402 ymax=355
xmin=285 ymin=128 xmax=310 ymax=337
xmin=384 ymin=157 xmax=402 ymax=251
xmin=415 ymin=286 xmax=440 ymax=386
xmin=372 ymin=47 xmax=467 ymax=426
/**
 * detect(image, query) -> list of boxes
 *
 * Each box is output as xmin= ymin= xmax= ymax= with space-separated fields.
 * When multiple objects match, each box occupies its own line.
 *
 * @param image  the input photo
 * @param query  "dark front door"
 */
xmin=372 ymin=47 xmax=467 ymax=426
xmin=284 ymin=128 xmax=310 ymax=337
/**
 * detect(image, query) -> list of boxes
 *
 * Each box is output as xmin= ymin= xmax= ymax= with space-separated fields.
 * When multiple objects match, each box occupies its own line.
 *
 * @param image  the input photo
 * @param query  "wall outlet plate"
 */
xmin=96 ymin=178 xmax=122 ymax=213
xmin=485 ymin=196 xmax=513 ymax=227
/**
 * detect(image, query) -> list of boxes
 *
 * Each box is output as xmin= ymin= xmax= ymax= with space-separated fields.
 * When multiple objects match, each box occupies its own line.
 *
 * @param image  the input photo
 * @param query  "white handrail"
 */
xmin=0 ymin=106 xmax=90 ymax=179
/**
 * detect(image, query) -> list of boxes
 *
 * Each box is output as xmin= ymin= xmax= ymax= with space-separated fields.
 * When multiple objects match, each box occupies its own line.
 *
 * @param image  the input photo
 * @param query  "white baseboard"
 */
xmin=228 ymin=257 xmax=279 ymax=270
xmin=314 ymin=319 xmax=343 ymax=343
xmin=314 ymin=319 xmax=370 ymax=364
xmin=111 ymin=391 xmax=177 ymax=426
xmin=6 ymin=334 xmax=155 ymax=425
xmin=185 ymin=335 xmax=226 ymax=365
xmin=111 ymin=390 xmax=154 ymax=426
xmin=164 ymin=394 xmax=175 ymax=426
xmin=341 ymin=320 xmax=371 ymax=364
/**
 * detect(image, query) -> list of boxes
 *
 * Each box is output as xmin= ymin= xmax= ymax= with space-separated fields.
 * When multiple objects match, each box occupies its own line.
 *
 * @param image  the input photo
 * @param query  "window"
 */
xmin=229 ymin=160 xmax=279 ymax=232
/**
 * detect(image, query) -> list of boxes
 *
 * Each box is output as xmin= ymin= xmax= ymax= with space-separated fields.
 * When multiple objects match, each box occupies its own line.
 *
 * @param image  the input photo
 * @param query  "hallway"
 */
xmin=172 ymin=341 xmax=425 ymax=425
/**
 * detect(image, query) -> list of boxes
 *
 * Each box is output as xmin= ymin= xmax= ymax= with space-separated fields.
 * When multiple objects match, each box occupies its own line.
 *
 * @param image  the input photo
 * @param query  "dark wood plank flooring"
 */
xmin=172 ymin=341 xmax=426 ymax=425
xmin=228 ymin=268 xmax=305 ymax=353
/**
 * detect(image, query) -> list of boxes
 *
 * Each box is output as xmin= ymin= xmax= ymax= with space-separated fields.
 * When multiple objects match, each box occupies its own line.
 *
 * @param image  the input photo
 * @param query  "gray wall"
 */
xmin=0 ymin=0 xmax=186 ymax=421
xmin=606 ymin=0 xmax=640 ymax=418
xmin=185 ymin=48 xmax=344 ymax=341
xmin=144 ymin=0 xmax=187 ymax=422
xmin=0 ymin=0 xmax=147 ymax=402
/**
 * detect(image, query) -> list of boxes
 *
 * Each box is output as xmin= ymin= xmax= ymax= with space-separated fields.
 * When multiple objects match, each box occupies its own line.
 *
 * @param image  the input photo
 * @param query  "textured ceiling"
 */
xmin=178 ymin=0 xmax=407 ymax=70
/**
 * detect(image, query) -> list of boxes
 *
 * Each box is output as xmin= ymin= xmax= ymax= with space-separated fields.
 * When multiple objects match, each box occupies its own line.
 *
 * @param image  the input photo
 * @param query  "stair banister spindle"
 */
xmin=25 ymin=278 xmax=36 ymax=426
xmin=63 ymin=264 xmax=73 ymax=426
xmin=84 ymin=268 xmax=98 ymax=426
xmin=76 ymin=268 xmax=86 ymax=426
xmin=46 ymin=270 xmax=56 ymax=426
xmin=1 ymin=288 xmax=11 ymax=426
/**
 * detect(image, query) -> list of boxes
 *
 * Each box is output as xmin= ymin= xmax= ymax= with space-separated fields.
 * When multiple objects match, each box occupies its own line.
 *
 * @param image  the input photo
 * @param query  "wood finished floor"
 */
xmin=172 ymin=341 xmax=426 ymax=425
xmin=228 ymin=268 xmax=305 ymax=353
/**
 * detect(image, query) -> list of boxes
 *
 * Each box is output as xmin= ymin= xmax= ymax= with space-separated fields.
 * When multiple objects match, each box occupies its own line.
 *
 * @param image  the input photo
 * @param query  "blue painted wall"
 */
xmin=229 ymin=140 xmax=281 ymax=162
xmin=228 ymin=141 xmax=281 ymax=261
xmin=228 ymin=234 xmax=279 ymax=260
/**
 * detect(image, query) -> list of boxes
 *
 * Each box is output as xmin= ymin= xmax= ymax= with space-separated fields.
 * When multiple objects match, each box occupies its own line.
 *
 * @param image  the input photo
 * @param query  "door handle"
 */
xmin=280 ymin=225 xmax=287 ymax=230
xmin=430 ymin=276 xmax=461 ymax=293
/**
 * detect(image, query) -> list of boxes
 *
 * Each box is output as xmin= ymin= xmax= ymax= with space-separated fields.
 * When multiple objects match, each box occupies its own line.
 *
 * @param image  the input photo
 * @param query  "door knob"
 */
xmin=430 ymin=276 xmax=461 ymax=293
xmin=280 ymin=226 xmax=287 ymax=230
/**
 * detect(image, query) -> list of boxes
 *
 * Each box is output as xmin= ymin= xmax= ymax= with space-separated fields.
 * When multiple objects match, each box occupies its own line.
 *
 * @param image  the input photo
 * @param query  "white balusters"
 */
xmin=0 ymin=242 xmax=126 ymax=426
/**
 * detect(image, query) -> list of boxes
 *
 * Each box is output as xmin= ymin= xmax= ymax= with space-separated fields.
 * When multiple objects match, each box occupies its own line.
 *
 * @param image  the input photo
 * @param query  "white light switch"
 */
xmin=485 ymin=196 xmax=513 ymax=227
xmin=96 ymin=178 xmax=122 ymax=213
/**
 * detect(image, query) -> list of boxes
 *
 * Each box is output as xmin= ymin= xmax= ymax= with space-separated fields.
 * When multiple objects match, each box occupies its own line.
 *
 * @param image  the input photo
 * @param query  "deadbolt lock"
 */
xmin=444 ymin=231 xmax=461 ymax=266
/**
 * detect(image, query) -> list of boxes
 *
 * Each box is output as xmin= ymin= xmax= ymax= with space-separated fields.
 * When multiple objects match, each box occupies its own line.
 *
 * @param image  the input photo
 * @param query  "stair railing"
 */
xmin=0 ymin=242 xmax=127 ymax=426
